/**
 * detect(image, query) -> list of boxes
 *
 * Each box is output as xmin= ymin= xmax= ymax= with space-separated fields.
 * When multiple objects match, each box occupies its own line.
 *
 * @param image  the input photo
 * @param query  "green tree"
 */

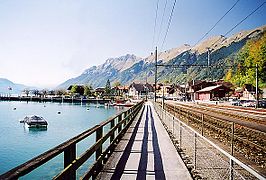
xmin=229 ymin=32 xmax=266 ymax=88
xmin=83 ymin=85 xmax=93 ymax=97
xmin=105 ymin=79 xmax=111 ymax=95
xmin=70 ymin=85 xmax=78 ymax=94
xmin=113 ymin=81 xmax=121 ymax=87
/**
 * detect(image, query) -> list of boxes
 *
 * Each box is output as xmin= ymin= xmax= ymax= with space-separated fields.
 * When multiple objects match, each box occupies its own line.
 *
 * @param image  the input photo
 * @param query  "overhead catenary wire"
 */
xmin=160 ymin=0 xmax=178 ymax=51
xmin=193 ymin=0 xmax=241 ymax=47
xmin=152 ymin=0 xmax=160 ymax=50
xmin=156 ymin=0 xmax=168 ymax=46
xmin=210 ymin=1 xmax=266 ymax=50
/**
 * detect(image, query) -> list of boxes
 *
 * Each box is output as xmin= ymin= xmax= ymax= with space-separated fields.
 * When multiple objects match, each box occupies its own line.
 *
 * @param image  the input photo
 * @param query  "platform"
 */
xmin=97 ymin=101 xmax=192 ymax=180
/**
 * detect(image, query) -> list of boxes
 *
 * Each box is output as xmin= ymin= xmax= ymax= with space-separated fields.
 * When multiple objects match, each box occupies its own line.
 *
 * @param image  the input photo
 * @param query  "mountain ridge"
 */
xmin=57 ymin=24 xmax=266 ymax=89
xmin=0 ymin=78 xmax=31 ymax=94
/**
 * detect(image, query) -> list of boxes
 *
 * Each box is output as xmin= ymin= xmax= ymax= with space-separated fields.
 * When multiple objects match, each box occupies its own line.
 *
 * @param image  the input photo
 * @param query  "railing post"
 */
xmin=172 ymin=117 xmax=175 ymax=135
xmin=110 ymin=119 xmax=115 ymax=143
xmin=194 ymin=133 xmax=197 ymax=170
xmin=118 ymin=114 xmax=122 ymax=132
xmin=123 ymin=111 xmax=127 ymax=127
xmin=64 ymin=144 xmax=76 ymax=179
xmin=179 ymin=121 xmax=182 ymax=148
xmin=187 ymin=110 xmax=189 ymax=125
xmin=201 ymin=114 xmax=204 ymax=136
xmin=92 ymin=126 xmax=103 ymax=179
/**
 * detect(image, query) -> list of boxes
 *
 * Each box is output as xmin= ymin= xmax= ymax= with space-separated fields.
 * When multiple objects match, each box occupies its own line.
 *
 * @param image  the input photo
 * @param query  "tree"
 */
xmin=113 ymin=81 xmax=121 ymax=88
xmin=70 ymin=85 xmax=79 ymax=94
xmin=105 ymin=79 xmax=111 ymax=95
xmin=55 ymin=89 xmax=66 ymax=96
xmin=83 ymin=85 xmax=93 ymax=97
xmin=229 ymin=33 xmax=266 ymax=88
xmin=41 ymin=89 xmax=48 ymax=98
xmin=24 ymin=89 xmax=29 ymax=97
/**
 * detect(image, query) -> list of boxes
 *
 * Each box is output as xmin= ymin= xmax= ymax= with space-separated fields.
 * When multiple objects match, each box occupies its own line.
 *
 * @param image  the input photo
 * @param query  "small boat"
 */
xmin=22 ymin=115 xmax=48 ymax=128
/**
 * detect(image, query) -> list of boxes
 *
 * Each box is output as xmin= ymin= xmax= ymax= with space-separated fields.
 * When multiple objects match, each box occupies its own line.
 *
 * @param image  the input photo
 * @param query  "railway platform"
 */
xmin=97 ymin=102 xmax=192 ymax=180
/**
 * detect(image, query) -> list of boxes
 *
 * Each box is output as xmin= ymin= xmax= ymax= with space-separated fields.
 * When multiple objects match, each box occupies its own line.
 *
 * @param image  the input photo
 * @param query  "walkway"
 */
xmin=97 ymin=102 xmax=192 ymax=180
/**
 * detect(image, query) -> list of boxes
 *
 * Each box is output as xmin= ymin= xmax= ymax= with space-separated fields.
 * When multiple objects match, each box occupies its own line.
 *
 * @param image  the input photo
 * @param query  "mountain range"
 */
xmin=0 ymin=78 xmax=30 ymax=94
xmin=58 ymin=25 xmax=266 ymax=89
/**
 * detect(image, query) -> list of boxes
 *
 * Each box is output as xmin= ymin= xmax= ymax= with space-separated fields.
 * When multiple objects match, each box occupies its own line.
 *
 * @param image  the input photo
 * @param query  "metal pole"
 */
xmin=230 ymin=122 xmax=235 ymax=180
xmin=192 ymin=79 xmax=195 ymax=102
xmin=172 ymin=117 xmax=175 ymax=135
xmin=255 ymin=64 xmax=258 ymax=108
xmin=207 ymin=48 xmax=210 ymax=81
xmin=155 ymin=47 xmax=158 ymax=102
xmin=201 ymin=114 xmax=204 ymax=136
xmin=194 ymin=133 xmax=197 ymax=170
xmin=207 ymin=48 xmax=210 ymax=67
xmin=162 ymin=85 xmax=164 ymax=109
xmin=179 ymin=121 xmax=182 ymax=147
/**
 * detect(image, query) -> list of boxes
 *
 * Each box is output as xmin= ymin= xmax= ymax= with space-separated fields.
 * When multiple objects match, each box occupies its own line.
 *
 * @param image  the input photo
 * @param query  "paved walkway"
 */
xmin=97 ymin=102 xmax=192 ymax=180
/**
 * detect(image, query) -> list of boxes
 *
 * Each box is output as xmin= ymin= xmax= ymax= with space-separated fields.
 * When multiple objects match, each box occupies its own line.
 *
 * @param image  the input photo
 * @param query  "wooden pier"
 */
xmin=0 ymin=96 xmax=110 ymax=104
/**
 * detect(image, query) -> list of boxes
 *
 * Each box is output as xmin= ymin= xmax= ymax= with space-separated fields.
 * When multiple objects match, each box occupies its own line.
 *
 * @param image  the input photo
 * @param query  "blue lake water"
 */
xmin=0 ymin=101 xmax=122 ymax=178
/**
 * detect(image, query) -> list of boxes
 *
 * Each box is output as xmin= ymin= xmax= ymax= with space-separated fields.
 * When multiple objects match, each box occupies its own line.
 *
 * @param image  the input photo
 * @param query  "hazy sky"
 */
xmin=0 ymin=0 xmax=265 ymax=88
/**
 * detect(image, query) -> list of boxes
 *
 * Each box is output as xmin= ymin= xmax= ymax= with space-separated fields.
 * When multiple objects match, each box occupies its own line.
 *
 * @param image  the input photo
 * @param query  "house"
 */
xmin=128 ymin=82 xmax=154 ymax=99
xmin=112 ymin=86 xmax=129 ymax=96
xmin=241 ymin=84 xmax=262 ymax=100
xmin=67 ymin=85 xmax=85 ymax=95
xmin=263 ymin=88 xmax=266 ymax=98
xmin=157 ymin=84 xmax=171 ymax=97
xmin=94 ymin=87 xmax=105 ymax=97
xmin=196 ymin=85 xmax=231 ymax=101
xmin=156 ymin=84 xmax=185 ymax=100
xmin=186 ymin=80 xmax=216 ymax=101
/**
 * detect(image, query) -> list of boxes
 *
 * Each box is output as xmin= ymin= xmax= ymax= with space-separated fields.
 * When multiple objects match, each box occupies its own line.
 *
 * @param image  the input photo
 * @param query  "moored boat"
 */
xmin=21 ymin=115 xmax=48 ymax=128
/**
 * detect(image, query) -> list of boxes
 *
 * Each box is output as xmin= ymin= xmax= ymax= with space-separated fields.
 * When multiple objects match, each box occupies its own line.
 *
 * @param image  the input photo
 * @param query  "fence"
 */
xmin=0 ymin=101 xmax=144 ymax=180
xmin=153 ymin=101 xmax=265 ymax=180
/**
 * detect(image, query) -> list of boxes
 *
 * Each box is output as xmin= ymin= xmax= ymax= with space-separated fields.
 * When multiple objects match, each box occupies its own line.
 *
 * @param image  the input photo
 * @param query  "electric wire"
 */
xmin=210 ymin=1 xmax=266 ymax=50
xmin=152 ymin=0 xmax=160 ymax=50
xmin=160 ymin=0 xmax=178 ymax=51
xmin=193 ymin=0 xmax=241 ymax=47
xmin=156 ymin=0 xmax=168 ymax=46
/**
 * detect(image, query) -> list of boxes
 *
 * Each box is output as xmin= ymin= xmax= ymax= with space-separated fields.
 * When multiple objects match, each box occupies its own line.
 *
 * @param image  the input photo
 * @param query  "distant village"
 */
xmin=2 ymin=79 xmax=265 ymax=108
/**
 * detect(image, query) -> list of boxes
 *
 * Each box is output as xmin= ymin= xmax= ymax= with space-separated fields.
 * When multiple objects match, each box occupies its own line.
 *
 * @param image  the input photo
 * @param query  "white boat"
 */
xmin=21 ymin=115 xmax=48 ymax=128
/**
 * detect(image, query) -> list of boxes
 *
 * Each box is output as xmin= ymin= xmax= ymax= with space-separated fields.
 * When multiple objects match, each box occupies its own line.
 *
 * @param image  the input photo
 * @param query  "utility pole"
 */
xmin=207 ymin=48 xmax=211 ymax=81
xmin=207 ymin=48 xmax=210 ymax=67
xmin=192 ymin=79 xmax=195 ymax=102
xmin=155 ymin=47 xmax=158 ymax=102
xmin=256 ymin=64 xmax=258 ymax=108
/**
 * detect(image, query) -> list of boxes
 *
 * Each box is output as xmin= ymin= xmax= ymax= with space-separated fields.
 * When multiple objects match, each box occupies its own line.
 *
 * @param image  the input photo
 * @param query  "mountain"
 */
xmin=58 ymin=54 xmax=142 ymax=88
xmin=58 ymin=25 xmax=266 ymax=89
xmin=0 ymin=78 xmax=30 ymax=94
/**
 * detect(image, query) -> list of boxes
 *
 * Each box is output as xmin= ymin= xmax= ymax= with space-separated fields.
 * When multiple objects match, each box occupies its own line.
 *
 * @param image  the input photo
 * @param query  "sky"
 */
xmin=0 ymin=0 xmax=265 ymax=88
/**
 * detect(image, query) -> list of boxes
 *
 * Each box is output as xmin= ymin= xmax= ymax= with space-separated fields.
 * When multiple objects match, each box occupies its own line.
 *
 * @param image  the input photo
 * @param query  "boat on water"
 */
xmin=20 ymin=115 xmax=48 ymax=128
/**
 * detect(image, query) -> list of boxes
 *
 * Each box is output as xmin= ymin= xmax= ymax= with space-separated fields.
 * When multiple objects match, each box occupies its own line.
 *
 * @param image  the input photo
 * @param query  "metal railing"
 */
xmin=0 ymin=101 xmax=144 ymax=180
xmin=153 ymin=101 xmax=265 ymax=180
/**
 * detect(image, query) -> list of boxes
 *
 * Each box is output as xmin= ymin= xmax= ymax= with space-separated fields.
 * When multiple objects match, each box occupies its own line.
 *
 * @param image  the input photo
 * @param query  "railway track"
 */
xmin=163 ymin=101 xmax=266 ymax=175
xmin=174 ymin=101 xmax=266 ymax=126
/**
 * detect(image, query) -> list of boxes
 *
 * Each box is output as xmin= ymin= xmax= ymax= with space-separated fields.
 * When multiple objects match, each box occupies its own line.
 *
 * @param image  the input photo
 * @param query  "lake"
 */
xmin=0 ymin=101 xmax=123 ymax=178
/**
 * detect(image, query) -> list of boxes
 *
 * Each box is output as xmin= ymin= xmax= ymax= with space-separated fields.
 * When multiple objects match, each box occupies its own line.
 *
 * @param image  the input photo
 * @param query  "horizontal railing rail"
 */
xmin=0 ymin=101 xmax=144 ymax=180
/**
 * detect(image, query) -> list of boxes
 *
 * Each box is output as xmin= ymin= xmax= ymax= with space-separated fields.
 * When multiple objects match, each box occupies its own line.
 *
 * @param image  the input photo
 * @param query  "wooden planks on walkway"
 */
xmin=97 ymin=102 xmax=192 ymax=180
